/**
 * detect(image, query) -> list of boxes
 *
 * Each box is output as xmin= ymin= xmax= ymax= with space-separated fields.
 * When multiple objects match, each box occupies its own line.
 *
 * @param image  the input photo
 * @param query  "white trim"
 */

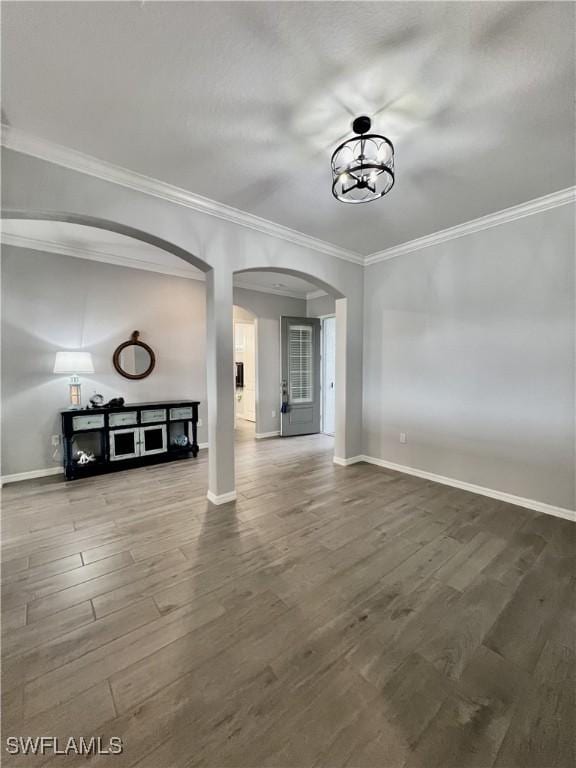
xmin=206 ymin=489 xmax=237 ymax=505
xmin=3 ymin=127 xmax=573 ymax=270
xmin=333 ymin=455 xmax=364 ymax=467
xmin=1 ymin=125 xmax=363 ymax=266
xmin=233 ymin=278 xmax=310 ymax=301
xmin=1 ymin=231 xmax=205 ymax=281
xmin=255 ymin=431 xmax=280 ymax=439
xmin=1 ymin=233 xmax=328 ymax=300
xmin=0 ymin=466 xmax=63 ymax=486
xmin=365 ymin=187 xmax=576 ymax=265
xmin=306 ymin=289 xmax=329 ymax=301
xmin=1 ymin=443 xmax=208 ymax=485
xmin=355 ymin=455 xmax=575 ymax=523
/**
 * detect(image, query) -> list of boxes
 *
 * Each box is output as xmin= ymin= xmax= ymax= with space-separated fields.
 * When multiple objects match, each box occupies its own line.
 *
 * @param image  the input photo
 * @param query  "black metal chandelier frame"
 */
xmin=331 ymin=116 xmax=395 ymax=204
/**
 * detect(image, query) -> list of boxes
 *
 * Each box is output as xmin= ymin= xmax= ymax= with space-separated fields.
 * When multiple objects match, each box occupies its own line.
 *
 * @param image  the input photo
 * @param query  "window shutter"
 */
xmin=288 ymin=325 xmax=313 ymax=403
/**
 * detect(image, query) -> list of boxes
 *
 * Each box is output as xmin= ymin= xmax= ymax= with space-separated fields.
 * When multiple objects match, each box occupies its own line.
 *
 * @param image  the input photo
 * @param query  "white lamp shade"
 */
xmin=53 ymin=351 xmax=95 ymax=374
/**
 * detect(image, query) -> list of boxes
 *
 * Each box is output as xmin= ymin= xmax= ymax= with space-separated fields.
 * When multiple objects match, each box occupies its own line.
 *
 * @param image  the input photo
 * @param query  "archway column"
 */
xmin=334 ymin=296 xmax=363 ymax=463
xmin=206 ymin=267 xmax=236 ymax=504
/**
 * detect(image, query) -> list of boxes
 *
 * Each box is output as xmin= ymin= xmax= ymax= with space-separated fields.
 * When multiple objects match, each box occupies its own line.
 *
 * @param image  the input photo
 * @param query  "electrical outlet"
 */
xmin=271 ymin=410 xmax=276 ymax=418
xmin=51 ymin=435 xmax=60 ymax=447
xmin=197 ymin=419 xmax=203 ymax=427
xmin=399 ymin=432 xmax=407 ymax=444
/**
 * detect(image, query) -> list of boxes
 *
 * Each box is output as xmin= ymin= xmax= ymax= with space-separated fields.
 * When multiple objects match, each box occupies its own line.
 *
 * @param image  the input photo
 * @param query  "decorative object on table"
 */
xmin=75 ymin=450 xmax=95 ymax=465
xmin=172 ymin=433 xmax=190 ymax=448
xmin=53 ymin=350 xmax=95 ymax=409
xmin=113 ymin=331 xmax=156 ymax=380
xmin=89 ymin=392 xmax=104 ymax=409
xmin=331 ymin=115 xmax=395 ymax=204
xmin=105 ymin=397 xmax=125 ymax=408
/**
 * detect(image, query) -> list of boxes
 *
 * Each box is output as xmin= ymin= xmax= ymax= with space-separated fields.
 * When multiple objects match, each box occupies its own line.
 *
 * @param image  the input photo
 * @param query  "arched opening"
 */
xmin=234 ymin=267 xmax=345 ymax=300
xmin=1 ymin=210 xmax=210 ymax=273
xmin=1 ymin=210 xmax=230 ymax=495
xmin=233 ymin=267 xmax=347 ymax=462
xmin=2 ymin=209 xmax=359 ymax=506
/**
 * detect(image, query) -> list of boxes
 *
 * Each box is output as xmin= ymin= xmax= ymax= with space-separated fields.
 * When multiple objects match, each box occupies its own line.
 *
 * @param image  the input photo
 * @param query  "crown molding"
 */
xmin=1 ymin=125 xmax=364 ymax=266
xmin=1 ymin=231 xmax=323 ymax=300
xmin=365 ymin=186 xmax=576 ymax=265
xmin=3 ymin=126 xmax=573 ymax=270
xmin=0 ymin=231 xmax=206 ymax=281
xmin=306 ymin=289 xmax=329 ymax=300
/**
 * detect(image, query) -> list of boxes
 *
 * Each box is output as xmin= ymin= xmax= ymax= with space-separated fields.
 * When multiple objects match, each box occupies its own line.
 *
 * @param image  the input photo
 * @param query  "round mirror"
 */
xmin=113 ymin=331 xmax=156 ymax=380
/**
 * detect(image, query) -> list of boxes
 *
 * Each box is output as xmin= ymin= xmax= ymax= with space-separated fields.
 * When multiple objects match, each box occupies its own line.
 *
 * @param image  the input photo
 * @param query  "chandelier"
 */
xmin=331 ymin=116 xmax=395 ymax=203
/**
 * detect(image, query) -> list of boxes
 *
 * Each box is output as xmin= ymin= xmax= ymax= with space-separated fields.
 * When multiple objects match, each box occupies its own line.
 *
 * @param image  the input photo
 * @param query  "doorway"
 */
xmin=322 ymin=315 xmax=336 ymax=435
xmin=233 ymin=306 xmax=256 ymax=427
xmin=232 ymin=267 xmax=352 ymax=464
xmin=280 ymin=316 xmax=321 ymax=437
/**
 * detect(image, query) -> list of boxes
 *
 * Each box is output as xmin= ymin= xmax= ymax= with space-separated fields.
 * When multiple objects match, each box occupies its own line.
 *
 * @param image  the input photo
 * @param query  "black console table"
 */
xmin=61 ymin=400 xmax=200 ymax=481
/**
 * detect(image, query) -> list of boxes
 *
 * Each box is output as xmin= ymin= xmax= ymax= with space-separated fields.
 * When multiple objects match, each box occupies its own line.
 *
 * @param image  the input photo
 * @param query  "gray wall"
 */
xmin=363 ymin=204 xmax=575 ymax=510
xmin=233 ymin=287 xmax=305 ymax=435
xmin=3 ymin=149 xmax=366 ymax=462
xmin=0 ymin=247 xmax=311 ymax=476
xmin=307 ymin=293 xmax=336 ymax=318
xmin=1 ymin=246 xmax=209 ymax=476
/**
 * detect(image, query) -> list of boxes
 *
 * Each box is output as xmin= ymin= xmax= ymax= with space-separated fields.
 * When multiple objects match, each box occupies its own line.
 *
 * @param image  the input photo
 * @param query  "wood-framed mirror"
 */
xmin=113 ymin=331 xmax=156 ymax=380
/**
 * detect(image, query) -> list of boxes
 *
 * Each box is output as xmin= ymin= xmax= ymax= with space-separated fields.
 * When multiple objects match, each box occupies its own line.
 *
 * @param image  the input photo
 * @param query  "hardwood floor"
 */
xmin=2 ymin=422 xmax=574 ymax=767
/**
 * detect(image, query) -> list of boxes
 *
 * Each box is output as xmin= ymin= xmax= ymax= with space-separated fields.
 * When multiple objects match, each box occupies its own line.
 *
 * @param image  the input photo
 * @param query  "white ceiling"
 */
xmin=0 ymin=219 xmax=321 ymax=299
xmin=2 ymin=2 xmax=574 ymax=256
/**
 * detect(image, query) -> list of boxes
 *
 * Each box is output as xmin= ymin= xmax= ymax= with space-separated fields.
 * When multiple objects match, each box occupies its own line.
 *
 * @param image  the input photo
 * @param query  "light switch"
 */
xmin=400 ymin=432 xmax=407 ymax=444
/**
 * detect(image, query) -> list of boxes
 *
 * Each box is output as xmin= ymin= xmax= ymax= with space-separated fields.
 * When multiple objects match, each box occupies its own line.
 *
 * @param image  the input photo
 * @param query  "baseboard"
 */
xmin=333 ymin=455 xmax=364 ymax=467
xmin=0 ymin=466 xmax=64 ymax=486
xmin=356 ymin=455 xmax=575 ymax=522
xmin=206 ymin=489 xmax=237 ymax=505
xmin=255 ymin=431 xmax=280 ymax=440
xmin=1 ymin=446 xmax=209 ymax=487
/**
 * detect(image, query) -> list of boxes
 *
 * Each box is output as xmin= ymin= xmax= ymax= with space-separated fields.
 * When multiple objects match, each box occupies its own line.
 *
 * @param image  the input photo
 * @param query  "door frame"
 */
xmin=319 ymin=314 xmax=336 ymax=436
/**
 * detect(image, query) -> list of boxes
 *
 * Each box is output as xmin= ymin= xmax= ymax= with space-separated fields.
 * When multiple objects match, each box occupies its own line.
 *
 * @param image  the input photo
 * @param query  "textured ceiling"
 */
xmin=2 ymin=1 xmax=574 ymax=255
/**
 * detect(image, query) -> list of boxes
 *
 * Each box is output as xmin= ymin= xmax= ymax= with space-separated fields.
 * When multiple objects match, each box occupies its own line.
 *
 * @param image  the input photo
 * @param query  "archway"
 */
xmin=0 ymin=210 xmax=231 ymax=496
xmin=2 ymin=208 xmax=362 ymax=506
xmin=233 ymin=267 xmax=349 ymax=464
xmin=1 ymin=210 xmax=210 ymax=273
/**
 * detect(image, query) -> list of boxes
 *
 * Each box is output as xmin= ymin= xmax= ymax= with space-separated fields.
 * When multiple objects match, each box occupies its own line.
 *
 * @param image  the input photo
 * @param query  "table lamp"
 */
xmin=53 ymin=351 xmax=94 ymax=408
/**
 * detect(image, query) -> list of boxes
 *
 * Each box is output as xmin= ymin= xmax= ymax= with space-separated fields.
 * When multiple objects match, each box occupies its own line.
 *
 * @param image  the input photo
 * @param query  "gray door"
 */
xmin=280 ymin=316 xmax=321 ymax=437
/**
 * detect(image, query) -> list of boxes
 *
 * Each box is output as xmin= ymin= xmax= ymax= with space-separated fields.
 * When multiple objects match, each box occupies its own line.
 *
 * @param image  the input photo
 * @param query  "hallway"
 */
xmin=1 ymin=433 xmax=573 ymax=767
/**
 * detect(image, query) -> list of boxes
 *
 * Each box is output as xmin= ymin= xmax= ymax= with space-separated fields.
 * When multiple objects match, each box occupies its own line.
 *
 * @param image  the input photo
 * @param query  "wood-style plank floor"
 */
xmin=2 ymin=422 xmax=574 ymax=767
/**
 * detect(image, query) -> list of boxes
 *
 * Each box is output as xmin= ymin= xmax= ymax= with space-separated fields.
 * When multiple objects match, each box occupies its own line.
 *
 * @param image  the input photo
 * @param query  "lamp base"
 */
xmin=69 ymin=377 xmax=82 ymax=409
